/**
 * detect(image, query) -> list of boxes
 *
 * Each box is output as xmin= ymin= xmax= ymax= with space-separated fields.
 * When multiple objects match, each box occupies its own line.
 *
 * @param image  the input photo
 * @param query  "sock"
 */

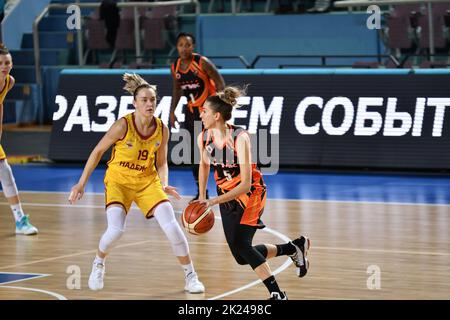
xmin=94 ymin=255 xmax=105 ymax=265
xmin=11 ymin=203 xmax=24 ymax=222
xmin=263 ymin=275 xmax=284 ymax=297
xmin=182 ymin=262 xmax=195 ymax=278
xmin=276 ymin=242 xmax=296 ymax=257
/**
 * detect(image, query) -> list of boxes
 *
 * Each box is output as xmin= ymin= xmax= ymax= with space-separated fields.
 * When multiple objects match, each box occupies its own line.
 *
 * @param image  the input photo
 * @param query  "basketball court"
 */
xmin=1 ymin=165 xmax=449 ymax=300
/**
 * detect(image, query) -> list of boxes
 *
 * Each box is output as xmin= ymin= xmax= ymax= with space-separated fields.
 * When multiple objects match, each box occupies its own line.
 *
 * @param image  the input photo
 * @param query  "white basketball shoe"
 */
xmin=184 ymin=272 xmax=205 ymax=293
xmin=88 ymin=262 xmax=105 ymax=291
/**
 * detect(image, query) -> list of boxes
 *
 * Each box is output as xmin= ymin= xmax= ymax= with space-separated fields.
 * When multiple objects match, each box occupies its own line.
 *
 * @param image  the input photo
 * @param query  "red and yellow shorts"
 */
xmin=104 ymin=175 xmax=169 ymax=218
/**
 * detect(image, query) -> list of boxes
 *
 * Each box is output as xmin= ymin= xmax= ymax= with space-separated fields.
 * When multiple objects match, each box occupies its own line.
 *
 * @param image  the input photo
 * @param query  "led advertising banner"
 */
xmin=49 ymin=71 xmax=450 ymax=170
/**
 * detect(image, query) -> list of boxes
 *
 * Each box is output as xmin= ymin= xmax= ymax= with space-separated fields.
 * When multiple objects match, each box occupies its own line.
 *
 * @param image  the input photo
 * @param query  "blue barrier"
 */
xmin=196 ymin=13 xmax=385 ymax=68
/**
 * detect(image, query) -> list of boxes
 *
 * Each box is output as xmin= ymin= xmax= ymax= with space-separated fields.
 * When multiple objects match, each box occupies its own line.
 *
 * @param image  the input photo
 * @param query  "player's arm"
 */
xmin=156 ymin=123 xmax=170 ymax=187
xmin=208 ymin=133 xmax=252 ymax=206
xmin=68 ymin=118 xmax=127 ymax=204
xmin=0 ymin=76 xmax=15 ymax=142
xmin=197 ymin=132 xmax=210 ymax=201
xmin=169 ymin=69 xmax=183 ymax=128
xmin=202 ymin=57 xmax=225 ymax=91
xmin=156 ymin=123 xmax=180 ymax=199
xmin=0 ymin=103 xmax=3 ymax=142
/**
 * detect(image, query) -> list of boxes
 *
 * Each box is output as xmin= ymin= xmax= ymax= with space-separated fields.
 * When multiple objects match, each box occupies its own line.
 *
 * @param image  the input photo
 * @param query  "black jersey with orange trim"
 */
xmin=171 ymin=53 xmax=216 ymax=112
xmin=202 ymin=124 xmax=266 ymax=226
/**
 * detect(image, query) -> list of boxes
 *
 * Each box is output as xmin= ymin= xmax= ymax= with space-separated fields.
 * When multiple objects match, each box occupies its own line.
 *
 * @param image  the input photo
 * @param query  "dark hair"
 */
xmin=206 ymin=86 xmax=247 ymax=122
xmin=122 ymin=73 xmax=157 ymax=100
xmin=176 ymin=32 xmax=195 ymax=45
xmin=0 ymin=43 xmax=10 ymax=55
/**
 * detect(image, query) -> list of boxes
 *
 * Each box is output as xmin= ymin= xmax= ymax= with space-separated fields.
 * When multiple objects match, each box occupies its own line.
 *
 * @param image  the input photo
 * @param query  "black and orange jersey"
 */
xmin=202 ymin=124 xmax=266 ymax=220
xmin=171 ymin=53 xmax=216 ymax=112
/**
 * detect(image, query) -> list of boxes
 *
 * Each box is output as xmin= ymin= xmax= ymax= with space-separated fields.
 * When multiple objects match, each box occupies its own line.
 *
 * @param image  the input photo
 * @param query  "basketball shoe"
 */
xmin=269 ymin=291 xmax=288 ymax=300
xmin=15 ymin=215 xmax=38 ymax=235
xmin=289 ymin=236 xmax=310 ymax=277
xmin=88 ymin=262 xmax=105 ymax=290
xmin=184 ymin=272 xmax=205 ymax=293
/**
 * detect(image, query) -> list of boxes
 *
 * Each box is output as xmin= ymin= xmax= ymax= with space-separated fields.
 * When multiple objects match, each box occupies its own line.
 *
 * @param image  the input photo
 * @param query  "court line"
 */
xmin=0 ymin=285 xmax=67 ymax=300
xmin=17 ymin=190 xmax=450 ymax=207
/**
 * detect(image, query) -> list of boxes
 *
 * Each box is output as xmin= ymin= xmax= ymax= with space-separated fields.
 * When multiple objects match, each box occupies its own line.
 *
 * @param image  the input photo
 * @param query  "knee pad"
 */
xmin=0 ymin=159 xmax=18 ymax=198
xmin=154 ymin=201 xmax=189 ymax=257
xmin=99 ymin=206 xmax=126 ymax=254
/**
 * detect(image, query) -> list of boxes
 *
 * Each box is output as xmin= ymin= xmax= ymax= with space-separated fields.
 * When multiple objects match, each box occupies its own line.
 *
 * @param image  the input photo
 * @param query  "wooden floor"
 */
xmin=1 ymin=192 xmax=449 ymax=300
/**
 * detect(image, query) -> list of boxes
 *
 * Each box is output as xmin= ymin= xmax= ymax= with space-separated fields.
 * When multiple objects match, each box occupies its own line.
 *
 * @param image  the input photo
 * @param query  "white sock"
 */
xmin=94 ymin=255 xmax=105 ymax=265
xmin=11 ymin=203 xmax=24 ymax=222
xmin=182 ymin=262 xmax=195 ymax=278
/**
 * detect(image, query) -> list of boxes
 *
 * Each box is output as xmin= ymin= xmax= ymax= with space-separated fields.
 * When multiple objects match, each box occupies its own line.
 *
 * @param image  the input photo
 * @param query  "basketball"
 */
xmin=181 ymin=202 xmax=215 ymax=235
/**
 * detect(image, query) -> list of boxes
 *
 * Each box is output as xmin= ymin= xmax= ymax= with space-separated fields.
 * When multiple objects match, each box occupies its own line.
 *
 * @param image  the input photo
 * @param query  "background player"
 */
xmin=69 ymin=73 xmax=204 ymax=294
xmin=0 ymin=43 xmax=38 ymax=235
xmin=169 ymin=32 xmax=225 ymax=201
xmin=196 ymin=86 xmax=310 ymax=300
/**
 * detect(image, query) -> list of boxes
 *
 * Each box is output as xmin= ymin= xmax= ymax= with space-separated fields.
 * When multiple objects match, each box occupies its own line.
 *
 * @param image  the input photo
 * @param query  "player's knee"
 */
xmin=99 ymin=225 xmax=124 ymax=253
xmin=235 ymin=256 xmax=249 ymax=265
xmin=228 ymin=243 xmax=249 ymax=265
xmin=0 ymin=159 xmax=18 ymax=198
xmin=233 ymin=242 xmax=266 ymax=269
xmin=166 ymin=220 xmax=190 ymax=256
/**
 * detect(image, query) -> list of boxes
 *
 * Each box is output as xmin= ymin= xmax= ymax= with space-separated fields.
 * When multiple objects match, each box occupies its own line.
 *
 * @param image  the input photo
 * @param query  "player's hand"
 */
xmin=194 ymin=198 xmax=215 ymax=207
xmin=163 ymin=185 xmax=181 ymax=200
xmin=169 ymin=112 xmax=178 ymax=129
xmin=68 ymin=184 xmax=84 ymax=204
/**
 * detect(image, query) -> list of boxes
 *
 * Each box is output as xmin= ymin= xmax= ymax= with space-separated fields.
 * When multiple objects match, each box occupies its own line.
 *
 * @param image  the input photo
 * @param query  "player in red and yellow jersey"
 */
xmin=170 ymin=32 xmax=225 ymax=201
xmin=69 ymin=73 xmax=204 ymax=294
xmin=0 ymin=43 xmax=38 ymax=235
xmin=196 ymin=86 xmax=311 ymax=300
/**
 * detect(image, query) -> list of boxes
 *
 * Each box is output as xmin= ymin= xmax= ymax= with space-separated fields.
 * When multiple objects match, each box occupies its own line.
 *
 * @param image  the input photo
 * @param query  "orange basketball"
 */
xmin=181 ymin=202 xmax=215 ymax=235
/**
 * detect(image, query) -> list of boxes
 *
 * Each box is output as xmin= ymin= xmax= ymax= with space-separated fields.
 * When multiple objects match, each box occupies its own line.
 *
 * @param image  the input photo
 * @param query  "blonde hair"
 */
xmin=0 ymin=43 xmax=10 ymax=55
xmin=217 ymin=86 xmax=247 ymax=107
xmin=207 ymin=85 xmax=248 ymax=121
xmin=122 ymin=73 xmax=156 ymax=99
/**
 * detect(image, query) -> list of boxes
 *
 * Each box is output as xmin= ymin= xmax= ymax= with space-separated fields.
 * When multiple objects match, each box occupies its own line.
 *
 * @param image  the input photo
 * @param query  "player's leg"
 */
xmin=220 ymin=202 xmax=287 ymax=299
xmin=240 ymin=189 xmax=311 ymax=277
xmin=88 ymin=204 xmax=127 ymax=291
xmin=0 ymin=157 xmax=38 ymax=235
xmin=138 ymin=180 xmax=205 ymax=293
xmin=150 ymin=201 xmax=205 ymax=293
xmin=89 ymin=180 xmax=131 ymax=291
xmin=253 ymin=237 xmax=311 ymax=278
xmin=235 ymin=224 xmax=288 ymax=300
